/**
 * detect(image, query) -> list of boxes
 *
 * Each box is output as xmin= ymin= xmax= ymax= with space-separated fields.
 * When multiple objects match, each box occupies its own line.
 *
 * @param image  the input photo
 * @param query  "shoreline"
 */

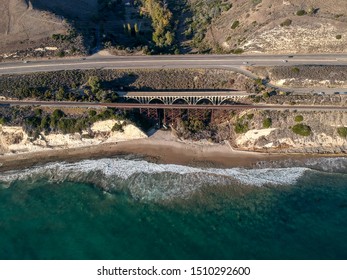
xmin=1 ymin=131 xmax=345 ymax=172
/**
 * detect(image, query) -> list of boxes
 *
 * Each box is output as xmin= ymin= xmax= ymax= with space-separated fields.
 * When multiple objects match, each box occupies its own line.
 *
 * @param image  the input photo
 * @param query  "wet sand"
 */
xmin=0 ymin=130 xmax=310 ymax=172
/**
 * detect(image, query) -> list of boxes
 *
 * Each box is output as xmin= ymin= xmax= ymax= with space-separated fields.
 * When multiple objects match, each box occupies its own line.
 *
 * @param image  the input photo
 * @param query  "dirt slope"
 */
xmin=1 ymin=0 xmax=64 ymax=53
xmin=1 ymin=0 xmax=347 ymax=56
xmin=0 ymin=0 xmax=97 ymax=57
xmin=194 ymin=0 xmax=347 ymax=54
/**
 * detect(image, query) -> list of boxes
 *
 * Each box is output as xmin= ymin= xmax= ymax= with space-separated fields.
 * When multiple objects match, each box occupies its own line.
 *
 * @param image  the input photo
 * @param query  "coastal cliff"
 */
xmin=233 ymin=111 xmax=347 ymax=154
xmin=0 ymin=120 xmax=147 ymax=155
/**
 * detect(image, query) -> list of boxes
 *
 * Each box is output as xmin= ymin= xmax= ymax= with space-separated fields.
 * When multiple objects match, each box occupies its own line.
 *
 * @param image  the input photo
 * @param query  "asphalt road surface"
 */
xmin=1 ymin=53 xmax=347 ymax=75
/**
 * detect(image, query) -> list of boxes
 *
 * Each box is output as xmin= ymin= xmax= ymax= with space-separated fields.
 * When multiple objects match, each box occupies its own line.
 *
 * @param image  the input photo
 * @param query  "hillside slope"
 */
xmin=188 ymin=0 xmax=347 ymax=54
xmin=0 ymin=0 xmax=97 ymax=58
xmin=1 ymin=0 xmax=347 ymax=57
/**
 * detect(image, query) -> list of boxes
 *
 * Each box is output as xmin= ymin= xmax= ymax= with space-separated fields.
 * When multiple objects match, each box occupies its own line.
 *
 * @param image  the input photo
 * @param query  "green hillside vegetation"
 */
xmin=141 ymin=0 xmax=175 ymax=48
xmin=0 ymin=106 xmax=127 ymax=138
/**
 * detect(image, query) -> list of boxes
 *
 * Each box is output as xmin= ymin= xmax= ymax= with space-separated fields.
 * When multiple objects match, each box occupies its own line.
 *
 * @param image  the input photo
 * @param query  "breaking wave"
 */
xmin=0 ymin=158 xmax=313 ymax=201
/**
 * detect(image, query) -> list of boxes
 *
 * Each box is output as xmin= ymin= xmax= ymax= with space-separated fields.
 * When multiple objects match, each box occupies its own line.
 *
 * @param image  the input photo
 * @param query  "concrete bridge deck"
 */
xmin=118 ymin=91 xmax=251 ymax=105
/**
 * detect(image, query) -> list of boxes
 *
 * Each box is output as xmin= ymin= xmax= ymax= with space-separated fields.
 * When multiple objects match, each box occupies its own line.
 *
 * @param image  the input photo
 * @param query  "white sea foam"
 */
xmin=0 ymin=158 xmax=307 ymax=185
xmin=255 ymin=156 xmax=347 ymax=174
xmin=304 ymin=157 xmax=347 ymax=173
xmin=0 ymin=158 xmax=309 ymax=201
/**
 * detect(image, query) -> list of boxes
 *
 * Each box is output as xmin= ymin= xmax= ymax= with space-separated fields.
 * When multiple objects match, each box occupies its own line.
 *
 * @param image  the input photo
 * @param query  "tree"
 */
xmin=56 ymin=87 xmax=65 ymax=101
xmin=141 ymin=0 xmax=174 ymax=47
xmin=52 ymin=109 xmax=65 ymax=120
xmin=87 ymin=76 xmax=101 ymax=94
xmin=51 ymin=109 xmax=65 ymax=128
xmin=134 ymin=23 xmax=139 ymax=35
xmin=165 ymin=31 xmax=174 ymax=46
xmin=40 ymin=116 xmax=51 ymax=131
xmin=127 ymin=23 xmax=132 ymax=36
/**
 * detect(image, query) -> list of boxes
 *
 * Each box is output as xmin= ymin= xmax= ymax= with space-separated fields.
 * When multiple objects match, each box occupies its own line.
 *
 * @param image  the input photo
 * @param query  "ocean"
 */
xmin=0 ymin=156 xmax=346 ymax=260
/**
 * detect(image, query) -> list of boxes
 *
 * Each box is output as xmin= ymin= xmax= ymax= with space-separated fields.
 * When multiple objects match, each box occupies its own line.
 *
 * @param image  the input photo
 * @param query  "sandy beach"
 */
xmin=0 ymin=130 xmax=316 ymax=172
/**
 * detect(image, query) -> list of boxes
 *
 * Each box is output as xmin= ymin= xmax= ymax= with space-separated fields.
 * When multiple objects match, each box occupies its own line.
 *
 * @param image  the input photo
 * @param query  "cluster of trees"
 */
xmin=141 ymin=0 xmax=175 ymax=48
xmin=24 ymin=109 xmax=87 ymax=136
xmin=6 ymin=76 xmax=118 ymax=103
xmin=187 ymin=0 xmax=232 ymax=50
xmin=22 ymin=108 xmax=124 ymax=137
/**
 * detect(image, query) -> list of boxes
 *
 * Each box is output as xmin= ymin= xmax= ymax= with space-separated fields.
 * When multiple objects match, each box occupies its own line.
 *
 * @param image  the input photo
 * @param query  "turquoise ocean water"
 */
xmin=0 ymin=157 xmax=346 ymax=260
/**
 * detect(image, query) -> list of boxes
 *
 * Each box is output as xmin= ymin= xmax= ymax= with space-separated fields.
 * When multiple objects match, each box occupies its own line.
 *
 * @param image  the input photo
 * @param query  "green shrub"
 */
xmin=292 ymin=123 xmax=311 ymax=136
xmin=247 ymin=113 xmax=254 ymax=120
xmin=337 ymin=127 xmax=347 ymax=138
xmin=253 ymin=96 xmax=261 ymax=103
xmin=232 ymin=48 xmax=244 ymax=54
xmin=112 ymin=122 xmax=124 ymax=132
xmin=87 ymin=76 xmax=101 ymax=94
xmin=222 ymin=3 xmax=232 ymax=12
xmin=294 ymin=115 xmax=304 ymax=122
xmin=234 ymin=121 xmax=249 ymax=134
xmin=88 ymin=110 xmax=97 ymax=117
xmin=263 ymin=92 xmax=270 ymax=98
xmin=188 ymin=118 xmax=205 ymax=133
xmin=280 ymin=19 xmax=292 ymax=27
xmin=255 ymin=78 xmax=263 ymax=86
xmin=52 ymin=34 xmax=61 ymax=40
xmin=57 ymin=50 xmax=65 ymax=57
xmin=263 ymin=118 xmax=272 ymax=128
xmin=57 ymin=118 xmax=78 ymax=134
xmin=34 ymin=108 xmax=43 ymax=116
xmin=52 ymin=109 xmax=65 ymax=120
xmin=40 ymin=116 xmax=50 ymax=131
xmin=336 ymin=35 xmax=342 ymax=39
xmin=296 ymin=10 xmax=307 ymax=16
xmin=231 ymin=20 xmax=240 ymax=29
xmin=56 ymin=87 xmax=65 ymax=101
xmin=292 ymin=67 xmax=300 ymax=74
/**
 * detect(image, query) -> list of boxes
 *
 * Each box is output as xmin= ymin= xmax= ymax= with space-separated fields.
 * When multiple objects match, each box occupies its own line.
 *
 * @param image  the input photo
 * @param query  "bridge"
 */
xmin=118 ymin=91 xmax=251 ymax=105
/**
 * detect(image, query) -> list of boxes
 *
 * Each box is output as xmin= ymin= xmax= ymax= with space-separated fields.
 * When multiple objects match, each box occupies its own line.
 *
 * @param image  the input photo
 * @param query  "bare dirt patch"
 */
xmin=0 ymin=0 xmax=98 ymax=59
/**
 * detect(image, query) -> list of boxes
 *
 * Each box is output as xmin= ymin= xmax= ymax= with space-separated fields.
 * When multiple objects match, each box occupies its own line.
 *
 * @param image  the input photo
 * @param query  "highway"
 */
xmin=1 ymin=100 xmax=346 ymax=111
xmin=1 ymin=53 xmax=347 ymax=75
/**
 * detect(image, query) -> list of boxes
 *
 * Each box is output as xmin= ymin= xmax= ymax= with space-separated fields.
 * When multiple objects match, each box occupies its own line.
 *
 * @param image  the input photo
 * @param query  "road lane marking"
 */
xmin=0 ymin=59 xmax=341 ymax=71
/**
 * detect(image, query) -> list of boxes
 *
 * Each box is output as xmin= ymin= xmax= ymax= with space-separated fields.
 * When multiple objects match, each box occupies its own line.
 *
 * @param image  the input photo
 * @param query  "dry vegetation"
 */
xmin=0 ymin=68 xmax=255 ymax=100
xmin=232 ymin=110 xmax=347 ymax=153
xmin=0 ymin=0 xmax=99 ymax=58
xmin=186 ymin=0 xmax=347 ymax=54
xmin=2 ymin=0 xmax=347 ymax=57
xmin=251 ymin=66 xmax=347 ymax=87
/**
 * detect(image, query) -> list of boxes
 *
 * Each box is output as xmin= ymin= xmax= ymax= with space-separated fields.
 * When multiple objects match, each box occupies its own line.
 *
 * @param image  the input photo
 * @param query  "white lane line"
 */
xmin=0 ymin=59 xmax=340 ymax=70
